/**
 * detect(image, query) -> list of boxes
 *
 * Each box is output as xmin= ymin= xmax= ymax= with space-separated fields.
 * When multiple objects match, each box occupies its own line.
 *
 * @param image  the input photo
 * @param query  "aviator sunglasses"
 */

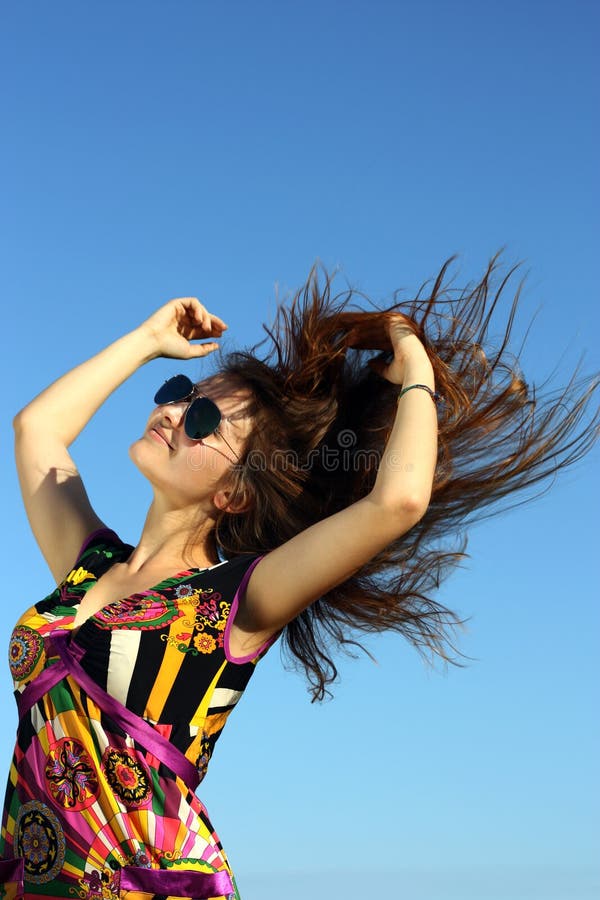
xmin=153 ymin=374 xmax=241 ymax=463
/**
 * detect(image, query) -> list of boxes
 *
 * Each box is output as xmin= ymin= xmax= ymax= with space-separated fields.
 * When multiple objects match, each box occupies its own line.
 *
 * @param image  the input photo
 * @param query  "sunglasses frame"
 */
xmin=154 ymin=375 xmax=241 ymax=464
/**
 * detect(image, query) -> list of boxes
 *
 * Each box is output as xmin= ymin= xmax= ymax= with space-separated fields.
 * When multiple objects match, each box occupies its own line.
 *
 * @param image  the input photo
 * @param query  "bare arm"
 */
xmin=242 ymin=320 xmax=438 ymax=636
xmin=14 ymin=298 xmax=226 ymax=584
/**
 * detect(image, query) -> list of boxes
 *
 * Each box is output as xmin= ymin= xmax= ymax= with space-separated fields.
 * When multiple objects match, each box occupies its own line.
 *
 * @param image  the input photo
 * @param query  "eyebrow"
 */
xmin=224 ymin=402 xmax=252 ymax=430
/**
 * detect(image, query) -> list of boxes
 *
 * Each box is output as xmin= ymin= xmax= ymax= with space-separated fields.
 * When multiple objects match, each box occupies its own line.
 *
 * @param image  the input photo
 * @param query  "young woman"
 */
xmin=0 ymin=255 xmax=596 ymax=899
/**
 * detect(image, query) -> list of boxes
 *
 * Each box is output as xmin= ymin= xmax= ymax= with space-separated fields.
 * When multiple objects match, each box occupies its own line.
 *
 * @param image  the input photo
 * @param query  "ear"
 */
xmin=212 ymin=485 xmax=252 ymax=515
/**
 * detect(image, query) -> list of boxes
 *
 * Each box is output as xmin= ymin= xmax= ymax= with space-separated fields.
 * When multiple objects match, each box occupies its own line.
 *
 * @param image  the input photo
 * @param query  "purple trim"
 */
xmin=0 ymin=856 xmax=24 ymax=887
xmin=224 ymin=555 xmax=280 ymax=665
xmin=16 ymin=659 xmax=67 ymax=719
xmin=75 ymin=526 xmax=121 ymax=562
xmin=119 ymin=864 xmax=233 ymax=896
xmin=51 ymin=629 xmax=200 ymax=790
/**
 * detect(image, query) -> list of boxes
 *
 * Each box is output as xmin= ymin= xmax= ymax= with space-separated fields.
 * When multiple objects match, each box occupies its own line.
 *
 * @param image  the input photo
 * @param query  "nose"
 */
xmin=157 ymin=400 xmax=188 ymax=430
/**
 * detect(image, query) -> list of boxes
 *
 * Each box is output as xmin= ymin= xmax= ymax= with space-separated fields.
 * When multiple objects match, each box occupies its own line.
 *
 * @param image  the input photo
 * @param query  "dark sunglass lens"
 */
xmin=185 ymin=397 xmax=221 ymax=440
xmin=154 ymin=375 xmax=194 ymax=405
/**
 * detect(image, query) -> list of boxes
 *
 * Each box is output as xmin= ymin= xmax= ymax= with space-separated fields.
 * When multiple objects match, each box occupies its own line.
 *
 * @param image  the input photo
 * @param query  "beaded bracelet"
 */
xmin=397 ymin=383 xmax=442 ymax=404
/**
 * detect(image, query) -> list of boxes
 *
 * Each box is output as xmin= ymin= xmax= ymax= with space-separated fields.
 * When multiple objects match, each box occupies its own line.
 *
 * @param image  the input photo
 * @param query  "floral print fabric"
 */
xmin=0 ymin=528 xmax=275 ymax=899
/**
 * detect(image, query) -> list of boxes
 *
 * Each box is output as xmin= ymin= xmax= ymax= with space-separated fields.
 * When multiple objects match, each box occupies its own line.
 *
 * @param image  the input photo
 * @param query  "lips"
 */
xmin=151 ymin=427 xmax=174 ymax=449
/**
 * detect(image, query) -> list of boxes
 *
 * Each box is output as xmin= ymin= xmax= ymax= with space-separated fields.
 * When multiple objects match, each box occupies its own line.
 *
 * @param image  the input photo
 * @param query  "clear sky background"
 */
xmin=1 ymin=2 xmax=599 ymax=899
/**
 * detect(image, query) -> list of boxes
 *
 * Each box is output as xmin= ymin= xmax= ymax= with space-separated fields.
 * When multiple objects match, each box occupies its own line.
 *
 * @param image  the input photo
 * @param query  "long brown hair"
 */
xmin=211 ymin=252 xmax=599 ymax=700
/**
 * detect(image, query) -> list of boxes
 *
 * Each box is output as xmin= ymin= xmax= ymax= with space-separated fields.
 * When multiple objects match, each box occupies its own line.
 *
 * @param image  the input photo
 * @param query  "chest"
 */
xmin=68 ymin=565 xmax=269 ymax=660
xmin=71 ymin=567 xmax=179 ymax=630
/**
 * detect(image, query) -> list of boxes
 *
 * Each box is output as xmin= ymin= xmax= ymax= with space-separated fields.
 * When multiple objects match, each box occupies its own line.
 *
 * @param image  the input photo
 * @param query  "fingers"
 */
xmin=187 ymin=341 xmax=221 ymax=359
xmin=342 ymin=312 xmax=414 ymax=351
xmin=173 ymin=297 xmax=228 ymax=335
xmin=387 ymin=313 xmax=413 ymax=333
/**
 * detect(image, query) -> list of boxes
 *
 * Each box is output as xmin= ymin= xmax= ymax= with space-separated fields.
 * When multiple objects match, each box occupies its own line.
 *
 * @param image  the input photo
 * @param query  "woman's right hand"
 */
xmin=138 ymin=296 xmax=228 ymax=360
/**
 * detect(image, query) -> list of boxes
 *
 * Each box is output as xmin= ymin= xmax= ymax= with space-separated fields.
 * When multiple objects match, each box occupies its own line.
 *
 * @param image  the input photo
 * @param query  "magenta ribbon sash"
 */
xmin=119 ymin=864 xmax=234 ymax=896
xmin=11 ymin=630 xmax=235 ymax=898
xmin=16 ymin=628 xmax=200 ymax=790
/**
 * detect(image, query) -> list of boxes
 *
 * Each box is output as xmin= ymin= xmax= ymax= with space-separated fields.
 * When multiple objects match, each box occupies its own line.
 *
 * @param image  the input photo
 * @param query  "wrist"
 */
xmin=400 ymin=350 xmax=434 ymax=386
xmin=396 ymin=383 xmax=441 ymax=405
xmin=127 ymin=325 xmax=163 ymax=365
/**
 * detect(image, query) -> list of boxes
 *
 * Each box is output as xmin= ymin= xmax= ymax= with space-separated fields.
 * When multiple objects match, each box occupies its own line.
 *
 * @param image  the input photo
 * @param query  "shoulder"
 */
xmin=218 ymin=551 xmax=265 ymax=575
xmin=201 ymin=552 xmax=266 ymax=593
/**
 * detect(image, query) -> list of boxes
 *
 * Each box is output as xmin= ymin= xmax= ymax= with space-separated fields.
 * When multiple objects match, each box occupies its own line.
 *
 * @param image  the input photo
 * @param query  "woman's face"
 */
xmin=129 ymin=374 xmax=254 ymax=510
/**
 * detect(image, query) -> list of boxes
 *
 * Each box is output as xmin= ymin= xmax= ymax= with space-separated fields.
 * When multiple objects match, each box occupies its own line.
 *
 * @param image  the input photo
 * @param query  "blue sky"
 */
xmin=1 ymin=2 xmax=599 ymax=899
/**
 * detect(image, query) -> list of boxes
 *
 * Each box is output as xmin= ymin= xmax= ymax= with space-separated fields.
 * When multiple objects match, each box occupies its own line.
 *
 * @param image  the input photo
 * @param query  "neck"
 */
xmin=124 ymin=503 xmax=219 ymax=574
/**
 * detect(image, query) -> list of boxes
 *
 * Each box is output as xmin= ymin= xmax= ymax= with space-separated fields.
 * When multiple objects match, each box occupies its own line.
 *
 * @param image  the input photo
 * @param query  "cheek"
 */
xmin=184 ymin=444 xmax=226 ymax=477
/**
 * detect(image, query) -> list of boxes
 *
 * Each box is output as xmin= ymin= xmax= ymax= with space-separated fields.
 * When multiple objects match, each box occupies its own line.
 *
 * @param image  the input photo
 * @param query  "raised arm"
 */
xmin=241 ymin=316 xmax=438 ymax=636
xmin=13 ymin=298 xmax=226 ymax=584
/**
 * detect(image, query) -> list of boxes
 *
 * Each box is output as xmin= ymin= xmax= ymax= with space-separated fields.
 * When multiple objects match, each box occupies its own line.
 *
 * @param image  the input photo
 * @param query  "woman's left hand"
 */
xmin=344 ymin=313 xmax=429 ymax=386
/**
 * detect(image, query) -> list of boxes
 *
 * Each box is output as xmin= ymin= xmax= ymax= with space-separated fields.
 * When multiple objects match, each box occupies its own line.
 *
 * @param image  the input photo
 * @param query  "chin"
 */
xmin=128 ymin=437 xmax=151 ymax=472
xmin=128 ymin=438 xmax=141 ymax=458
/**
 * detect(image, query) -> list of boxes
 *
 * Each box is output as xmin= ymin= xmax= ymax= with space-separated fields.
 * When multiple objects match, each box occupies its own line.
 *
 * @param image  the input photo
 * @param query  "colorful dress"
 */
xmin=0 ymin=527 xmax=277 ymax=899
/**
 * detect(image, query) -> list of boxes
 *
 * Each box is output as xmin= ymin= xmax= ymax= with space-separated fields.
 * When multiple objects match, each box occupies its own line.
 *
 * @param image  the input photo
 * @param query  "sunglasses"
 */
xmin=153 ymin=374 xmax=241 ymax=463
